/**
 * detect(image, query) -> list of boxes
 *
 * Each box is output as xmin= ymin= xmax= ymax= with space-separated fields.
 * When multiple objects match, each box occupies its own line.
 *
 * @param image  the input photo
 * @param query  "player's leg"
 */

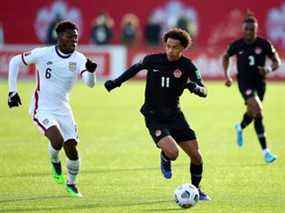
xmin=235 ymin=82 xmax=255 ymax=147
xmin=33 ymin=112 xmax=65 ymax=184
xmin=170 ymin=112 xmax=210 ymax=200
xmin=240 ymin=110 xmax=254 ymax=130
xmin=178 ymin=140 xmax=210 ymax=201
xmin=253 ymin=83 xmax=277 ymax=163
xmin=45 ymin=126 xmax=65 ymax=184
xmin=57 ymin=112 xmax=82 ymax=197
xmin=145 ymin=116 xmax=178 ymax=179
xmin=63 ymin=139 xmax=82 ymax=197
xmin=158 ymin=135 xmax=179 ymax=179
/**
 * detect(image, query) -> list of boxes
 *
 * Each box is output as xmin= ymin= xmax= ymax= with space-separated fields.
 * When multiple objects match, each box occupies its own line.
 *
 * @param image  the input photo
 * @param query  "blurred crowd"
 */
xmin=45 ymin=10 xmax=197 ymax=47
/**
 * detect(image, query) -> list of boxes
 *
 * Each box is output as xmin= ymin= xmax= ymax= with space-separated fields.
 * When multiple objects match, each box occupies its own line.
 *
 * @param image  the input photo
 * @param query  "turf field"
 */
xmin=0 ymin=81 xmax=284 ymax=212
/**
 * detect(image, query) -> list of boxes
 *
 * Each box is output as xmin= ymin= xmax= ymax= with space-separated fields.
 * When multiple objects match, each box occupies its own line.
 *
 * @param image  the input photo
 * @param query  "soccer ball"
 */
xmin=174 ymin=183 xmax=199 ymax=208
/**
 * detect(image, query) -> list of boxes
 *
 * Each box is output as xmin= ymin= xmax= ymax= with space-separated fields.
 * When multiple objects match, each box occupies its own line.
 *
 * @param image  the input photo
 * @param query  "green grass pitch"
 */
xmin=0 ymin=81 xmax=284 ymax=212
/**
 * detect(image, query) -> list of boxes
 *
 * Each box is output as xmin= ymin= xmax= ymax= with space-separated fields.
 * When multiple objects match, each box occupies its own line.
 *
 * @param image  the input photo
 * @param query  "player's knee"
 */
xmin=45 ymin=126 xmax=64 ymax=150
xmin=255 ymin=112 xmax=263 ymax=119
xmin=191 ymin=151 xmax=202 ymax=164
xmin=64 ymin=140 xmax=78 ymax=160
xmin=165 ymin=149 xmax=179 ymax=161
xmin=50 ymin=135 xmax=64 ymax=150
xmin=248 ymin=104 xmax=259 ymax=118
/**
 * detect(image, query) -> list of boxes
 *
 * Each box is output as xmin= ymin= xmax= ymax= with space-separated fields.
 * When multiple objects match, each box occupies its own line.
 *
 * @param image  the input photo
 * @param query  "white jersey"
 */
xmin=21 ymin=46 xmax=87 ymax=115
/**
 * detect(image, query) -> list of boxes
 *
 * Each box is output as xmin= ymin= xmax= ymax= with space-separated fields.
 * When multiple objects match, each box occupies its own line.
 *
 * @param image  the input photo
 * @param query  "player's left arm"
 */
xmin=258 ymin=41 xmax=281 ymax=76
xmin=186 ymin=63 xmax=207 ymax=98
xmin=79 ymin=58 xmax=97 ymax=88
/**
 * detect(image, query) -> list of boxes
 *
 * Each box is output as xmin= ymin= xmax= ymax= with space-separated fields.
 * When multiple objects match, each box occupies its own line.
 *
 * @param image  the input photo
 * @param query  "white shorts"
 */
xmin=32 ymin=110 xmax=79 ymax=142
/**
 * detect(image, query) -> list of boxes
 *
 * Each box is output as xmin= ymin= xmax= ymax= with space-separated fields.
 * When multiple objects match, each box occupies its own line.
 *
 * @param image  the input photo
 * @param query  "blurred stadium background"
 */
xmin=0 ymin=0 xmax=285 ymax=79
xmin=1 ymin=1 xmax=285 ymax=212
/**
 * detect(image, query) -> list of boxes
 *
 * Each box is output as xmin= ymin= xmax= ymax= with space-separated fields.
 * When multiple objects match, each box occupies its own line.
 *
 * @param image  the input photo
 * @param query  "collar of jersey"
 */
xmin=55 ymin=46 xmax=73 ymax=59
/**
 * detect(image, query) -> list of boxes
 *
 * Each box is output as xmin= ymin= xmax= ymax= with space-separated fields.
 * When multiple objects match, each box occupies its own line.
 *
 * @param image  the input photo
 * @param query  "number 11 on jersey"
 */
xmin=161 ymin=77 xmax=170 ymax=88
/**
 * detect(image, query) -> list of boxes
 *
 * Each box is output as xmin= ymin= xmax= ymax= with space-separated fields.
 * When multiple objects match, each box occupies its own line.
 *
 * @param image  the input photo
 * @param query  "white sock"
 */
xmin=262 ymin=148 xmax=270 ymax=156
xmin=67 ymin=159 xmax=80 ymax=185
xmin=48 ymin=143 xmax=60 ymax=163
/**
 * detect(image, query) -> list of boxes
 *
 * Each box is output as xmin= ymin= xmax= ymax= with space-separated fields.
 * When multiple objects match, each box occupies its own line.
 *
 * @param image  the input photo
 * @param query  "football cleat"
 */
xmin=198 ymin=188 xmax=211 ymax=201
xmin=66 ymin=183 xmax=82 ymax=198
xmin=264 ymin=151 xmax=277 ymax=164
xmin=235 ymin=123 xmax=244 ymax=147
xmin=51 ymin=162 xmax=65 ymax=184
xmin=160 ymin=152 xmax=172 ymax=179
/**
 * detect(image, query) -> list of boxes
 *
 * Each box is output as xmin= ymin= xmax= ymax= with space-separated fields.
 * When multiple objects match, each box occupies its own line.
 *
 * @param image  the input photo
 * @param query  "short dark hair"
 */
xmin=243 ymin=9 xmax=257 ymax=24
xmin=55 ymin=21 xmax=78 ymax=35
xmin=163 ymin=28 xmax=192 ymax=49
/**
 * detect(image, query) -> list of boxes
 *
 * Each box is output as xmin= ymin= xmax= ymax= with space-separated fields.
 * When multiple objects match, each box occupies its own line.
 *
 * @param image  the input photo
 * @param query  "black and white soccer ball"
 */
xmin=174 ymin=183 xmax=199 ymax=208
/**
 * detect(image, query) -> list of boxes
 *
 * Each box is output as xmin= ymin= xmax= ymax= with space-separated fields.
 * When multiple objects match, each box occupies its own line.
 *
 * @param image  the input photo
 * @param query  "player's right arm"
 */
xmin=223 ymin=42 xmax=237 ymax=87
xmin=104 ymin=56 xmax=150 ymax=92
xmin=8 ymin=48 xmax=42 ymax=108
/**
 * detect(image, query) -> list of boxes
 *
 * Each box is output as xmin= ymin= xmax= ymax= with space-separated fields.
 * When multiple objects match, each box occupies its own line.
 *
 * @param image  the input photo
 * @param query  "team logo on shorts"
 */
xmin=155 ymin=130 xmax=162 ymax=137
xmin=174 ymin=69 xmax=182 ymax=78
xmin=255 ymin=47 xmax=262 ymax=54
xmin=69 ymin=62 xmax=77 ymax=72
xmin=245 ymin=89 xmax=252 ymax=96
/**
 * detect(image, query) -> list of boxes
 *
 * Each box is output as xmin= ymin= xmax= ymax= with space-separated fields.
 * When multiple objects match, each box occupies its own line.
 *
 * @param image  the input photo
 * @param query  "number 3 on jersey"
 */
xmin=248 ymin=55 xmax=255 ymax=66
xmin=161 ymin=77 xmax=170 ymax=88
xmin=45 ymin=68 xmax=52 ymax=79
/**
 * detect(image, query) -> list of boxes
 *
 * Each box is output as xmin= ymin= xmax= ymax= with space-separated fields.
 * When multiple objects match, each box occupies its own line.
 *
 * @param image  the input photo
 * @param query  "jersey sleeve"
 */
xmin=226 ymin=42 xmax=238 ymax=57
xmin=77 ymin=53 xmax=87 ymax=76
xmin=21 ymin=48 xmax=43 ymax=65
xmin=187 ymin=60 xmax=202 ymax=83
xmin=264 ymin=40 xmax=277 ymax=58
xmin=115 ymin=55 xmax=151 ymax=84
xmin=138 ymin=55 xmax=152 ymax=69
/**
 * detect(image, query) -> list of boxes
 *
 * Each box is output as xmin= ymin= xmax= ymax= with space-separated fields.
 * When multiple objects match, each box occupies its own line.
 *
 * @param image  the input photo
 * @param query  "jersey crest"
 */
xmin=255 ymin=47 xmax=262 ymax=55
xmin=68 ymin=62 xmax=77 ymax=72
xmin=173 ymin=69 xmax=182 ymax=78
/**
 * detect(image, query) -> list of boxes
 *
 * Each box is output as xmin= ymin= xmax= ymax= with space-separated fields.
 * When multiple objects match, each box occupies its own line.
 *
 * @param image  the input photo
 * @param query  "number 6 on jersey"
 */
xmin=45 ymin=68 xmax=52 ymax=79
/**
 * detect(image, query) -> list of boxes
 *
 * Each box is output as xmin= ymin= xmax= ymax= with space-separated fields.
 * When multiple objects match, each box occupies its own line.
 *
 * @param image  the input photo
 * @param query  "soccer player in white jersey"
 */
xmin=8 ymin=21 xmax=97 ymax=197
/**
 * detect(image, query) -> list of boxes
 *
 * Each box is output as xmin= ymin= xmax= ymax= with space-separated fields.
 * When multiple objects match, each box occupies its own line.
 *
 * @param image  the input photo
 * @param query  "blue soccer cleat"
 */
xmin=198 ymin=188 xmax=211 ymax=201
xmin=160 ymin=152 xmax=172 ymax=179
xmin=264 ymin=151 xmax=277 ymax=164
xmin=235 ymin=123 xmax=244 ymax=147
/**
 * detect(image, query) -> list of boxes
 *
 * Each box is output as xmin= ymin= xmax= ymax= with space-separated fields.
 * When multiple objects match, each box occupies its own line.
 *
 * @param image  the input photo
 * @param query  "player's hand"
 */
xmin=104 ymin=80 xmax=121 ymax=92
xmin=8 ymin=92 xmax=22 ymax=108
xmin=85 ymin=58 xmax=97 ymax=73
xmin=257 ymin=66 xmax=268 ymax=77
xmin=187 ymin=81 xmax=207 ymax=97
xmin=225 ymin=77 xmax=233 ymax=87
